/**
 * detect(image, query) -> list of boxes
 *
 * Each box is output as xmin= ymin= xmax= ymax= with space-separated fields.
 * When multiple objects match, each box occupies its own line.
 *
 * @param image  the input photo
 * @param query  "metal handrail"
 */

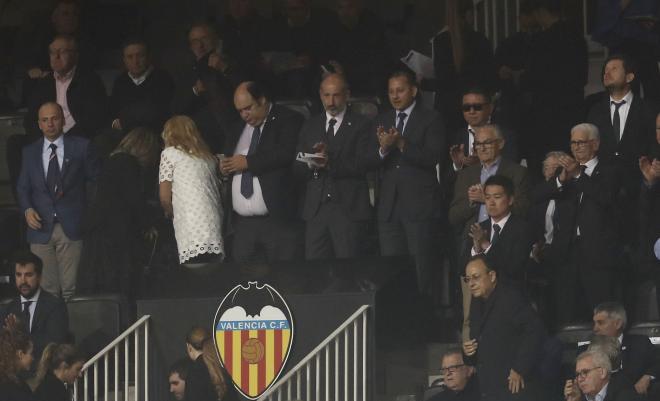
xmin=82 ymin=315 xmax=150 ymax=369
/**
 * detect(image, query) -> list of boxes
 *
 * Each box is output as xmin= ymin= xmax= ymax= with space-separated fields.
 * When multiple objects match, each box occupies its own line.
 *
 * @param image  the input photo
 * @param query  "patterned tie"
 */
xmin=611 ymin=100 xmax=626 ymax=143
xmin=240 ymin=125 xmax=262 ymax=198
xmin=491 ymin=224 xmax=501 ymax=245
xmin=46 ymin=143 xmax=61 ymax=195
xmin=396 ymin=112 xmax=407 ymax=135
xmin=22 ymin=301 xmax=32 ymax=332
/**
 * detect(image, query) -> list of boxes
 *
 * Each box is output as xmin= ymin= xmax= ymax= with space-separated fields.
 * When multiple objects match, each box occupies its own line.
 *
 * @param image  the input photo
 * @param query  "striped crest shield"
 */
xmin=214 ymin=282 xmax=294 ymax=399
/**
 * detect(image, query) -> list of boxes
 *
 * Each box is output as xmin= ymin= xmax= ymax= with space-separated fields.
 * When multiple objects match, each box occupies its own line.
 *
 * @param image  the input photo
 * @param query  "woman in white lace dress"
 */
xmin=159 ymin=116 xmax=224 ymax=263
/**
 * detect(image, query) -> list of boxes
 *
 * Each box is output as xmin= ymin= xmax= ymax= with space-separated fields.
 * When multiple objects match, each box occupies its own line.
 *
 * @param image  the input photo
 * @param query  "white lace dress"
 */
xmin=159 ymin=147 xmax=224 ymax=263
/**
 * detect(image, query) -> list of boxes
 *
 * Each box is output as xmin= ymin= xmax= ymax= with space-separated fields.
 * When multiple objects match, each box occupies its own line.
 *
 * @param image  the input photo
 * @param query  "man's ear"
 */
xmin=625 ymin=72 xmax=635 ymax=84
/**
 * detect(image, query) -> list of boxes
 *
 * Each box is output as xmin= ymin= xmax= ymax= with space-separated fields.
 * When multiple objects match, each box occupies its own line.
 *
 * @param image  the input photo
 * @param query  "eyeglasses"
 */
xmin=575 ymin=367 xmax=602 ymax=380
xmin=473 ymin=139 xmax=499 ymax=149
xmin=49 ymin=49 xmax=75 ymax=56
xmin=570 ymin=140 xmax=593 ymax=147
xmin=461 ymin=274 xmax=483 ymax=284
xmin=462 ymin=103 xmax=486 ymax=112
xmin=440 ymin=364 xmax=465 ymax=375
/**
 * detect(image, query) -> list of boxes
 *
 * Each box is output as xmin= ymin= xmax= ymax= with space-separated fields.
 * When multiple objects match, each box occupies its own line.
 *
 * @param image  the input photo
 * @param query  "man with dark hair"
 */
xmin=427 ymin=348 xmax=479 ymax=401
xmin=296 ymin=73 xmax=372 ymax=259
xmin=0 ymin=250 xmax=69 ymax=362
xmin=168 ymin=358 xmax=192 ymax=401
xmin=221 ymin=81 xmax=303 ymax=262
xmin=462 ymin=254 xmax=545 ymax=401
xmin=109 ymin=38 xmax=174 ymax=133
xmin=23 ymin=34 xmax=108 ymax=139
xmin=366 ymin=70 xmax=446 ymax=296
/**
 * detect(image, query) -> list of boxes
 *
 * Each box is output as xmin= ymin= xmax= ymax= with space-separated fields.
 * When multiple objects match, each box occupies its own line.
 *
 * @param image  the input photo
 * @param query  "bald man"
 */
xmin=221 ymin=82 xmax=304 ymax=263
xmin=296 ymin=74 xmax=372 ymax=259
xmin=17 ymin=101 xmax=99 ymax=299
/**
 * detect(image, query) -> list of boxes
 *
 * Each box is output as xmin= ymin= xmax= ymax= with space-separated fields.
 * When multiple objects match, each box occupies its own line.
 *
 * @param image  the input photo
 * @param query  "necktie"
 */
xmin=22 ymin=301 xmax=32 ymax=332
xmin=326 ymin=118 xmax=337 ymax=139
xmin=396 ymin=112 xmax=407 ymax=135
xmin=46 ymin=143 xmax=60 ymax=195
xmin=240 ymin=125 xmax=262 ymax=198
xmin=491 ymin=224 xmax=501 ymax=245
xmin=468 ymin=128 xmax=475 ymax=155
xmin=611 ymin=100 xmax=626 ymax=143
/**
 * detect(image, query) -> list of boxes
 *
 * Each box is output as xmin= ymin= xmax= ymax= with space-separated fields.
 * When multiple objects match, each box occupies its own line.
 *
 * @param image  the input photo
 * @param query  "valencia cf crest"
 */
xmin=213 ymin=282 xmax=294 ymax=399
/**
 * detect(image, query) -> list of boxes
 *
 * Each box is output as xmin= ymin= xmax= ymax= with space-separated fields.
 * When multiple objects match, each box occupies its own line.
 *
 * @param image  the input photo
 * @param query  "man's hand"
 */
xmin=639 ymin=156 xmax=660 ymax=184
xmin=469 ymin=223 xmax=489 ymax=253
xmin=312 ymin=142 xmax=328 ymax=168
xmin=3 ymin=313 xmax=18 ymax=330
xmin=558 ymin=154 xmax=579 ymax=182
xmin=377 ymin=126 xmax=399 ymax=154
xmin=634 ymin=374 xmax=652 ymax=395
xmin=563 ymin=379 xmax=581 ymax=401
xmin=463 ymin=339 xmax=478 ymax=356
xmin=193 ymin=79 xmax=206 ymax=95
xmin=467 ymin=184 xmax=485 ymax=204
xmin=111 ymin=118 xmax=122 ymax=130
xmin=25 ymin=208 xmax=42 ymax=230
xmin=27 ymin=68 xmax=50 ymax=79
xmin=531 ymin=241 xmax=545 ymax=263
xmin=450 ymin=144 xmax=467 ymax=168
xmin=221 ymin=155 xmax=248 ymax=174
xmin=208 ymin=52 xmax=228 ymax=72
xmin=508 ymin=369 xmax=525 ymax=394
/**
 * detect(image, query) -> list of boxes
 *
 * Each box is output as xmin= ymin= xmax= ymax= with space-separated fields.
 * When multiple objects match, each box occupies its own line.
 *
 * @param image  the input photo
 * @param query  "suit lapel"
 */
xmin=256 ymin=109 xmax=279 ymax=152
xmin=329 ymin=112 xmax=352 ymax=152
xmin=35 ymin=138 xmax=50 ymax=193
xmin=403 ymin=105 xmax=420 ymax=139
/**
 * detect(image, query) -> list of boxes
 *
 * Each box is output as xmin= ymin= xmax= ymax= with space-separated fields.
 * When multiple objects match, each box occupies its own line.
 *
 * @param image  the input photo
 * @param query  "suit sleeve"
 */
xmin=16 ymin=147 xmax=35 ymax=213
xmin=247 ymin=111 xmax=303 ymax=176
xmin=399 ymin=113 xmax=446 ymax=170
xmin=510 ymin=297 xmax=545 ymax=377
xmin=511 ymin=166 xmax=530 ymax=217
xmin=449 ymin=169 xmax=477 ymax=228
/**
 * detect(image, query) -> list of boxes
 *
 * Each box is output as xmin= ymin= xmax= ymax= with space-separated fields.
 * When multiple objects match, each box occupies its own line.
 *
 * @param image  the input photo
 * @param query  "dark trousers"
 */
xmin=377 ymin=201 xmax=440 ymax=296
xmin=231 ymin=214 xmax=301 ymax=264
xmin=304 ymin=201 xmax=364 ymax=260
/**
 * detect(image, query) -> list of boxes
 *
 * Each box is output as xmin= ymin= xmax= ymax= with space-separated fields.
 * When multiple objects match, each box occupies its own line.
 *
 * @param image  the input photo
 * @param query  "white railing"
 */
xmin=74 ymin=315 xmax=150 ymax=401
xmin=259 ymin=305 xmax=370 ymax=401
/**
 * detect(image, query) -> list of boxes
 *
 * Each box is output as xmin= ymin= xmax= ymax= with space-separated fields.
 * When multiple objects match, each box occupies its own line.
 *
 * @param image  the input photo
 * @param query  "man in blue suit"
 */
xmin=16 ymin=101 xmax=98 ymax=299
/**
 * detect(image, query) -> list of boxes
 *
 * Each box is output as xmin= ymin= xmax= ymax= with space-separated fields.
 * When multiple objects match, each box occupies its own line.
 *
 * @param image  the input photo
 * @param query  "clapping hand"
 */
xmin=469 ymin=223 xmax=489 ymax=253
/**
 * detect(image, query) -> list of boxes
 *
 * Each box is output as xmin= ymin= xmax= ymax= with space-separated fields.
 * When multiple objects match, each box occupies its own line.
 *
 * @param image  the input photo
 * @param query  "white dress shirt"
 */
xmin=128 ymin=66 xmax=153 ymax=86
xmin=54 ymin=67 xmax=77 ymax=133
xmin=609 ymin=90 xmax=633 ymax=142
xmin=42 ymin=135 xmax=65 ymax=176
xmin=325 ymin=108 xmax=346 ymax=135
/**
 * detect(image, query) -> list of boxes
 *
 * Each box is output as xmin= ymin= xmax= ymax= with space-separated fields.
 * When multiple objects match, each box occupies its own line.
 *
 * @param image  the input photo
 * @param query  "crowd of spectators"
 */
xmin=1 ymin=0 xmax=660 ymax=400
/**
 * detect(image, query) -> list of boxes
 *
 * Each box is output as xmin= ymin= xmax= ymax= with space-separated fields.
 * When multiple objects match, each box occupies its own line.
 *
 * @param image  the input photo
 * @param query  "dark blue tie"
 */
xmin=611 ymin=100 xmax=626 ymax=144
xmin=396 ymin=112 xmax=407 ymax=135
xmin=240 ymin=125 xmax=261 ymax=198
xmin=491 ymin=223 xmax=501 ymax=245
xmin=46 ymin=143 xmax=60 ymax=195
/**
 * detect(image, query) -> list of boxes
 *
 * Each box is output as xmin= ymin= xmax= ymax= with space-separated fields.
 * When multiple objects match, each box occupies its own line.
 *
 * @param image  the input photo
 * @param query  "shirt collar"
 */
xmin=491 ymin=212 xmax=511 ymax=227
xmin=54 ymin=66 xmax=76 ymax=82
xmin=20 ymin=288 xmax=41 ymax=303
xmin=43 ymin=134 xmax=64 ymax=151
xmin=482 ymin=156 xmax=502 ymax=171
xmin=581 ymin=157 xmax=599 ymax=175
xmin=587 ymin=382 xmax=608 ymax=401
xmin=397 ymin=101 xmax=416 ymax=118
xmin=326 ymin=108 xmax=346 ymax=126
xmin=128 ymin=66 xmax=153 ymax=86
xmin=609 ymin=90 xmax=633 ymax=105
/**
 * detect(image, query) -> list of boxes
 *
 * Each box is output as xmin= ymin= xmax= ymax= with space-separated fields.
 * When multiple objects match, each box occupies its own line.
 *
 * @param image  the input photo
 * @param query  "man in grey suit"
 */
xmin=297 ymin=73 xmax=372 ymax=259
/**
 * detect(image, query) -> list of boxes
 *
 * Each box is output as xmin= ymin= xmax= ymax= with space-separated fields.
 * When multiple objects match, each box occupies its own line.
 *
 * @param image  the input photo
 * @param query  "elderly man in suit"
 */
xmin=296 ymin=73 xmax=371 ymax=259
xmin=16 ymin=102 xmax=98 ymax=299
xmin=221 ymin=81 xmax=304 ymax=263
xmin=462 ymin=254 xmax=545 ymax=401
xmin=365 ymin=70 xmax=446 ymax=296
xmin=0 ymin=251 xmax=68 ymax=362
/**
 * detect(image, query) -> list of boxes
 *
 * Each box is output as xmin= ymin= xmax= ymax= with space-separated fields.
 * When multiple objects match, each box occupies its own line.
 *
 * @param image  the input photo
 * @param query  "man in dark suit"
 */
xmin=564 ymin=349 xmax=644 ymax=401
xmin=16 ymin=102 xmax=99 ymax=299
xmin=23 ymin=34 xmax=108 ymax=139
xmin=296 ymin=73 xmax=371 ymax=259
xmin=427 ymin=348 xmax=479 ymax=401
xmin=221 ymin=81 xmax=304 ymax=263
xmin=462 ymin=255 xmax=545 ymax=401
xmin=365 ymin=70 xmax=446 ymax=295
xmin=591 ymin=302 xmax=660 ymax=396
xmin=0 ymin=250 xmax=69 ymax=362
xmin=543 ymin=123 xmax=622 ymax=324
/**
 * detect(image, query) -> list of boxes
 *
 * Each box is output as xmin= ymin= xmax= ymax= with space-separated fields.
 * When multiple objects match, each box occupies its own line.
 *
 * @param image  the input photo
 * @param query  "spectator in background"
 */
xmin=109 ymin=38 xmax=174 ymax=135
xmin=0 ymin=322 xmax=34 ymax=401
xmin=17 ymin=102 xmax=99 ymax=299
xmin=183 ymin=326 xmax=233 ymax=401
xmin=34 ymin=343 xmax=85 ymax=401
xmin=421 ymin=0 xmax=496 ymax=132
xmin=0 ymin=251 xmax=69 ymax=363
xmin=159 ymin=116 xmax=224 ymax=265
xmin=201 ymin=339 xmax=237 ymax=401
xmin=427 ymin=348 xmax=479 ymax=401
xmin=77 ymin=127 xmax=161 ymax=297
xmin=168 ymin=358 xmax=192 ymax=401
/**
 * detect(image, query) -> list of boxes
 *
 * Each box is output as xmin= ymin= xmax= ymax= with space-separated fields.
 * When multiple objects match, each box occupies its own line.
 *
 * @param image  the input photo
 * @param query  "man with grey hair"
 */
xmin=565 ymin=349 xmax=644 ymax=401
xmin=537 ymin=123 xmax=622 ymax=325
xmin=427 ymin=347 xmax=479 ymax=401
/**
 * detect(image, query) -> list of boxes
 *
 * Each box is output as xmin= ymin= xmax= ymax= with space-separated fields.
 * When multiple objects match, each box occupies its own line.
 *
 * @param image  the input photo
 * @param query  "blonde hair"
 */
xmin=202 ymin=339 xmax=227 ymax=400
xmin=161 ymin=116 xmax=213 ymax=159
xmin=35 ymin=343 xmax=85 ymax=387
xmin=112 ymin=127 xmax=161 ymax=166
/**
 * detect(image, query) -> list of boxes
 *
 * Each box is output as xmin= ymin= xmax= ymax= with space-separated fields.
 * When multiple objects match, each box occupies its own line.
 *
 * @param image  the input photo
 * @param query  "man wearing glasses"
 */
xmin=564 ymin=349 xmax=643 ymax=401
xmin=427 ymin=348 xmax=478 ymax=401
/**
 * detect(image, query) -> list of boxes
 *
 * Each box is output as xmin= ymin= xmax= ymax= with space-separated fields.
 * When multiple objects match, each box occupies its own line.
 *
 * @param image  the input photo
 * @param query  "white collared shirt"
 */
xmin=20 ymin=288 xmax=41 ymax=332
xmin=128 ymin=66 xmax=153 ymax=86
xmin=54 ymin=67 xmax=77 ymax=133
xmin=325 ymin=108 xmax=346 ymax=136
xmin=396 ymin=101 xmax=416 ymax=135
xmin=471 ymin=212 xmax=511 ymax=255
xmin=610 ymin=91 xmax=633 ymax=141
xmin=231 ymin=106 xmax=272 ymax=216
xmin=544 ymin=199 xmax=556 ymax=244
xmin=586 ymin=382 xmax=608 ymax=401
xmin=42 ymin=135 xmax=65 ymax=177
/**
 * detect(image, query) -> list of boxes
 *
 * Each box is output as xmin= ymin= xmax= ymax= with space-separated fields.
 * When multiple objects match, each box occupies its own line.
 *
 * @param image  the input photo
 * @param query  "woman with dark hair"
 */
xmin=0 ymin=324 xmax=35 ymax=401
xmin=34 ymin=343 xmax=85 ymax=401
xmin=77 ymin=127 xmax=162 ymax=297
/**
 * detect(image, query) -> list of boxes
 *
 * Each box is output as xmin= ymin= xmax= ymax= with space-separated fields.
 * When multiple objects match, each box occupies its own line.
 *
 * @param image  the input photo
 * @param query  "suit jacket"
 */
xmin=620 ymin=334 xmax=660 ymax=387
xmin=365 ymin=103 xmax=446 ymax=222
xmin=465 ymin=283 xmax=545 ymax=401
xmin=449 ymin=158 xmax=530 ymax=238
xmin=23 ymin=68 xmax=108 ymax=139
xmin=16 ymin=135 xmax=99 ymax=244
xmin=0 ymin=289 xmax=69 ymax=360
xmin=542 ymin=160 xmax=622 ymax=270
xmin=296 ymin=110 xmax=372 ymax=221
xmin=224 ymin=104 xmax=303 ymax=220
xmin=463 ymin=214 xmax=533 ymax=285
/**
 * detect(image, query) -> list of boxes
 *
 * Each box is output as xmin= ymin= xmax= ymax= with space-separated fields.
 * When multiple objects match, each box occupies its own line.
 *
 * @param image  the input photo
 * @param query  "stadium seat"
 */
xmin=628 ymin=321 xmax=660 ymax=346
xmin=275 ymin=99 xmax=313 ymax=120
xmin=66 ymin=294 xmax=129 ymax=357
xmin=348 ymin=96 xmax=381 ymax=119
